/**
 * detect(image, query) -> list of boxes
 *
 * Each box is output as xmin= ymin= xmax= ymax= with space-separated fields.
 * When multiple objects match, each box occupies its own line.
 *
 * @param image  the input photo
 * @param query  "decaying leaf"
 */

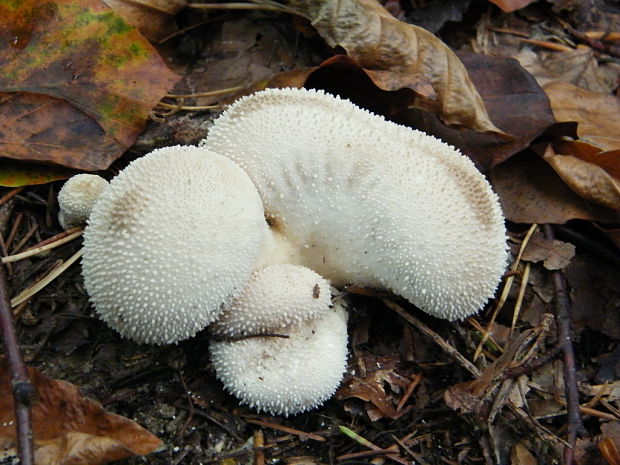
xmin=0 ymin=357 xmax=162 ymax=465
xmin=288 ymin=0 xmax=502 ymax=134
xmin=520 ymin=230 xmax=576 ymax=270
xmin=491 ymin=152 xmax=618 ymax=224
xmin=0 ymin=159 xmax=75 ymax=187
xmin=542 ymin=145 xmax=620 ymax=211
xmin=487 ymin=0 xmax=537 ymax=12
xmin=510 ymin=441 xmax=538 ymax=465
xmin=544 ymin=82 xmax=620 ymax=152
xmin=0 ymin=0 xmax=180 ymax=171
xmin=102 ymin=0 xmax=186 ymax=42
xmin=259 ymin=53 xmax=562 ymax=171
xmin=336 ymin=355 xmax=411 ymax=420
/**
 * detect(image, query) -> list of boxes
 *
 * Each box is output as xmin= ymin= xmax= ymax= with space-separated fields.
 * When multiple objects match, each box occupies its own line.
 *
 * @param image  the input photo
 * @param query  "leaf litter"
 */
xmin=0 ymin=1 xmax=620 ymax=465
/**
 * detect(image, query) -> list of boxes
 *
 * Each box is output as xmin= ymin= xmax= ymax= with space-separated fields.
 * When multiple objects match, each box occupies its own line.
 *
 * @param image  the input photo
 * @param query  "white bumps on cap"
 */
xmin=210 ymin=303 xmax=348 ymax=416
xmin=58 ymin=174 xmax=109 ymax=229
xmin=211 ymin=264 xmax=332 ymax=337
xmin=82 ymin=145 xmax=268 ymax=344
xmin=203 ymin=87 xmax=508 ymax=320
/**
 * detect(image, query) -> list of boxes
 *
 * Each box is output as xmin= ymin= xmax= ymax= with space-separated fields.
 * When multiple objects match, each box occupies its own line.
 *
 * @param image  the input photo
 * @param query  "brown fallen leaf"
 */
xmin=519 ymin=230 xmax=576 ymax=270
xmin=491 ymin=152 xmax=619 ymax=224
xmin=544 ymin=82 xmax=620 ymax=152
xmin=541 ymin=144 xmax=620 ymax=211
xmin=0 ymin=0 xmax=180 ymax=171
xmin=0 ymin=357 xmax=162 ymax=465
xmin=510 ymin=442 xmax=538 ymax=465
xmin=336 ymin=355 xmax=411 ymax=420
xmin=288 ymin=0 xmax=502 ymax=134
xmin=102 ymin=0 xmax=187 ymax=42
xmin=257 ymin=53 xmax=564 ymax=171
xmin=487 ymin=0 xmax=537 ymax=13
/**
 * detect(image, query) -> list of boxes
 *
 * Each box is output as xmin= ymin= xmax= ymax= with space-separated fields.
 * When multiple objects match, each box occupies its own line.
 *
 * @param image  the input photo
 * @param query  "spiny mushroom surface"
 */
xmin=202 ymin=88 xmax=507 ymax=320
xmin=82 ymin=146 xmax=268 ymax=344
xmin=58 ymin=174 xmax=109 ymax=229
xmin=210 ymin=264 xmax=332 ymax=337
xmin=210 ymin=303 xmax=348 ymax=416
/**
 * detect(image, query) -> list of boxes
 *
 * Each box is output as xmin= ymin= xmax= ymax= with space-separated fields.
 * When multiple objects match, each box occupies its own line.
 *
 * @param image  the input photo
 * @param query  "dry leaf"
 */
xmin=0 ymin=0 xmax=180 ymax=170
xmin=487 ymin=0 xmax=537 ymax=12
xmin=544 ymin=82 xmax=620 ymax=152
xmin=336 ymin=355 xmax=410 ymax=420
xmin=520 ymin=230 xmax=576 ymax=270
xmin=0 ymin=357 xmax=162 ymax=465
xmin=542 ymin=145 xmax=620 ymax=210
xmin=491 ymin=152 xmax=618 ymax=224
xmin=510 ymin=442 xmax=538 ymax=465
xmin=102 ymin=0 xmax=186 ymax=42
xmin=288 ymin=0 xmax=502 ymax=134
xmin=258 ymin=53 xmax=562 ymax=171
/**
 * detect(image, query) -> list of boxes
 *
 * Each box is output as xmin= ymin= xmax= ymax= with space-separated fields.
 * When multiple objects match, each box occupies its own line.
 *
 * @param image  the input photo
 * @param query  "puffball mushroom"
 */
xmin=202 ymin=88 xmax=507 ymax=320
xmin=210 ymin=264 xmax=332 ymax=337
xmin=210 ymin=266 xmax=348 ymax=416
xmin=57 ymin=174 xmax=109 ymax=229
xmin=82 ymin=145 xmax=268 ymax=344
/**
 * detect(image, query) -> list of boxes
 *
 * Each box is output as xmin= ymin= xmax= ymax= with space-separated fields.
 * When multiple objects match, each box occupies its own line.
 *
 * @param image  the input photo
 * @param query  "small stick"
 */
xmin=245 ymin=418 xmax=325 ymax=442
xmin=383 ymin=299 xmax=480 ymax=377
xmin=10 ymin=249 xmax=83 ymax=307
xmin=2 ymin=229 xmax=83 ymax=264
xmin=396 ymin=372 xmax=422 ymax=412
xmin=10 ymin=223 xmax=38 ymax=256
xmin=496 ymin=344 xmax=561 ymax=381
xmin=543 ymin=224 xmax=586 ymax=465
xmin=166 ymin=86 xmax=243 ymax=99
xmin=0 ymin=262 xmax=35 ymax=465
xmin=337 ymin=447 xmax=399 ymax=461
xmin=155 ymin=101 xmax=222 ymax=111
xmin=0 ymin=187 xmax=24 ymax=207
xmin=253 ymin=429 xmax=265 ymax=465
xmin=338 ymin=426 xmax=409 ymax=465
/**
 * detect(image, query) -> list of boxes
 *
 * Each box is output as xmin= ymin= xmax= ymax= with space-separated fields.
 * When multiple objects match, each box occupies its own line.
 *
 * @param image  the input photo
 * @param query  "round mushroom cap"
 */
xmin=202 ymin=88 xmax=507 ymax=320
xmin=58 ymin=174 xmax=109 ymax=229
xmin=211 ymin=264 xmax=332 ymax=337
xmin=83 ymin=146 xmax=268 ymax=344
xmin=210 ymin=303 xmax=348 ymax=416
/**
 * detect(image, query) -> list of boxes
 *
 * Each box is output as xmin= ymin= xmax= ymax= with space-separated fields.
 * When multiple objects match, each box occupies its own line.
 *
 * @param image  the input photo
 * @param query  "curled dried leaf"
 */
xmin=289 ymin=0 xmax=503 ymax=134
xmin=542 ymin=145 xmax=620 ymax=210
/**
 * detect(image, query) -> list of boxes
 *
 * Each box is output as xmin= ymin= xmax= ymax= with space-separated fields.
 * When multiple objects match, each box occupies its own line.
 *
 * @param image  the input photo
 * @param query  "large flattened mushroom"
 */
xmin=210 ymin=264 xmax=348 ymax=416
xmin=82 ymin=146 xmax=268 ymax=344
xmin=203 ymin=88 xmax=507 ymax=320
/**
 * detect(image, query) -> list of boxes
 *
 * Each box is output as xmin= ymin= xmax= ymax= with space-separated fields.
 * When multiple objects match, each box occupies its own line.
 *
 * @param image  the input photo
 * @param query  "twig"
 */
xmin=10 ymin=249 xmax=83 ymax=307
xmin=496 ymin=345 xmax=561 ymax=381
xmin=396 ymin=372 xmax=422 ymax=412
xmin=166 ymin=86 xmax=243 ymax=99
xmin=0 ymin=261 xmax=35 ymax=465
xmin=2 ymin=229 xmax=83 ymax=264
xmin=0 ymin=187 xmax=24 ymax=207
xmin=254 ymin=429 xmax=265 ymax=465
xmin=338 ymin=426 xmax=409 ymax=465
xmin=543 ymin=224 xmax=586 ymax=465
xmin=383 ymin=299 xmax=480 ymax=377
xmin=244 ymin=418 xmax=326 ymax=442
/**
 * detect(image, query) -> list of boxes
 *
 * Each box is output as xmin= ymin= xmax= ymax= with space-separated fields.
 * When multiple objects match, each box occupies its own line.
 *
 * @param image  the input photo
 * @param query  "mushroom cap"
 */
xmin=82 ymin=145 xmax=267 ymax=344
xmin=202 ymin=88 xmax=507 ymax=320
xmin=58 ymin=174 xmax=109 ymax=229
xmin=210 ymin=264 xmax=332 ymax=337
xmin=210 ymin=303 xmax=348 ymax=416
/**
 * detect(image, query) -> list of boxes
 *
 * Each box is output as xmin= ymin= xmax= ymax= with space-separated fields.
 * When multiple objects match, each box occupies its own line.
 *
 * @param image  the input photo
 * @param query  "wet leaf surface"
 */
xmin=0 ymin=0 xmax=179 ymax=170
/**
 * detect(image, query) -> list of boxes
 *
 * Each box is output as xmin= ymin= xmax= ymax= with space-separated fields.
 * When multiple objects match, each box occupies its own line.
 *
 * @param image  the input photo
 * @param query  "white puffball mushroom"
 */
xmin=57 ymin=174 xmax=109 ymax=229
xmin=211 ymin=264 xmax=332 ymax=337
xmin=210 ymin=303 xmax=348 ymax=416
xmin=202 ymin=88 xmax=507 ymax=320
xmin=82 ymin=145 xmax=268 ymax=344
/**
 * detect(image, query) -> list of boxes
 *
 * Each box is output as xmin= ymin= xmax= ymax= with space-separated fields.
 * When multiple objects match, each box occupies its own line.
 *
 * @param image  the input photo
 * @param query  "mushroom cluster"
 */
xmin=57 ymin=87 xmax=507 ymax=416
xmin=210 ymin=264 xmax=348 ymax=416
